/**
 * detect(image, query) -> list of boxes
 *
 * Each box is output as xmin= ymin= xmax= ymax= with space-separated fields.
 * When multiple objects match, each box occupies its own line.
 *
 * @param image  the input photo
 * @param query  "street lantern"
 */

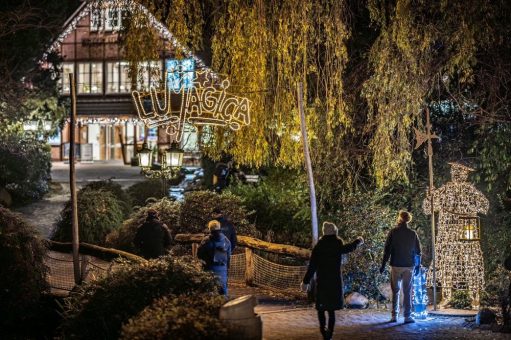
xmin=138 ymin=143 xmax=152 ymax=169
xmin=164 ymin=142 xmax=184 ymax=169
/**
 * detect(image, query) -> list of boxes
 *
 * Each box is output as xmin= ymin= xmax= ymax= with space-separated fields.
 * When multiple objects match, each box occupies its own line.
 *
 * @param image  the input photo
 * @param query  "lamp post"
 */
xmin=138 ymin=142 xmax=184 ymax=196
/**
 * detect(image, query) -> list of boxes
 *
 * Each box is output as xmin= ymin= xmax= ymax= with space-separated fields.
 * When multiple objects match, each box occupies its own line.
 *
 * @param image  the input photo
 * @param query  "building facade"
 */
xmin=49 ymin=1 xmax=201 ymax=164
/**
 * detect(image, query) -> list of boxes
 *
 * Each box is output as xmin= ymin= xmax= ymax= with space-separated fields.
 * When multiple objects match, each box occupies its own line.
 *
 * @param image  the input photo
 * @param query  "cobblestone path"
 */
xmin=259 ymin=308 xmax=510 ymax=340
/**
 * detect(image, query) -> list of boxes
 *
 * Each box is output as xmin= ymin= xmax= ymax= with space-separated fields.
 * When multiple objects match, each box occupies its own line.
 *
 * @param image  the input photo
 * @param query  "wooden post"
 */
xmin=245 ymin=248 xmax=254 ymax=286
xmin=133 ymin=124 xmax=138 ymax=156
xmin=426 ymin=108 xmax=437 ymax=310
xmin=80 ymin=255 xmax=88 ymax=281
xmin=297 ymin=82 xmax=319 ymax=245
xmin=191 ymin=243 xmax=199 ymax=258
xmin=69 ymin=73 xmax=81 ymax=284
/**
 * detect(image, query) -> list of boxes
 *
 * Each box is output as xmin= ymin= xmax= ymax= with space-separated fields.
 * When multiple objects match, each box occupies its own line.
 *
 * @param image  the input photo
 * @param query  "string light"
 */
xmin=412 ymin=267 xmax=429 ymax=319
xmin=66 ymin=117 xmax=142 ymax=124
xmin=132 ymin=69 xmax=251 ymax=142
xmin=423 ymin=162 xmax=489 ymax=305
xmin=47 ymin=0 xmax=214 ymax=77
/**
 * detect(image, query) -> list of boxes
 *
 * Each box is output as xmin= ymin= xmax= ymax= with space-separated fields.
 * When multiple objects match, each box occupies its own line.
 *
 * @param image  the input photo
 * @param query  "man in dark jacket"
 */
xmin=302 ymin=222 xmax=364 ymax=340
xmin=134 ymin=209 xmax=172 ymax=259
xmin=380 ymin=210 xmax=422 ymax=324
xmin=212 ymin=208 xmax=237 ymax=251
xmin=198 ymin=220 xmax=232 ymax=296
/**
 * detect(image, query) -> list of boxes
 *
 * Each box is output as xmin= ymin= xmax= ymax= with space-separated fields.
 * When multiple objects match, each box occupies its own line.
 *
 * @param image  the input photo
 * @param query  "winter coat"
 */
xmin=217 ymin=216 xmax=237 ymax=251
xmin=133 ymin=218 xmax=172 ymax=259
xmin=197 ymin=232 xmax=232 ymax=295
xmin=381 ymin=222 xmax=421 ymax=268
xmin=197 ymin=232 xmax=232 ymax=270
xmin=303 ymin=235 xmax=361 ymax=311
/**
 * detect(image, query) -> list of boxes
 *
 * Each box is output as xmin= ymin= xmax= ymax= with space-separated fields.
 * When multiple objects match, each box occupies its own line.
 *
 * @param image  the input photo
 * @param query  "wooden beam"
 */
xmin=174 ymin=234 xmax=311 ymax=260
xmin=47 ymin=240 xmax=147 ymax=263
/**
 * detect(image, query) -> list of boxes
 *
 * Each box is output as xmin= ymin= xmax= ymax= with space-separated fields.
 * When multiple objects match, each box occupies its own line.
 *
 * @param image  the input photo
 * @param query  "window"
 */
xmin=105 ymin=8 xmax=121 ymax=31
xmin=137 ymin=61 xmax=162 ymax=91
xmin=78 ymin=62 xmax=103 ymax=94
xmin=166 ymin=58 xmax=195 ymax=91
xmin=106 ymin=61 xmax=131 ymax=93
xmin=90 ymin=7 xmax=123 ymax=32
xmin=90 ymin=8 xmax=103 ymax=31
xmin=148 ymin=127 xmax=158 ymax=141
xmin=61 ymin=62 xmax=74 ymax=94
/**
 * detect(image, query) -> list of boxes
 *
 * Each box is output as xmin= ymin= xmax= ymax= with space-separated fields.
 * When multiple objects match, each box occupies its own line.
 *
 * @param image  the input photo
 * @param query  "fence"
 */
xmin=179 ymin=234 xmax=310 ymax=293
xmin=45 ymin=240 xmax=146 ymax=296
xmin=44 ymin=236 xmax=311 ymax=296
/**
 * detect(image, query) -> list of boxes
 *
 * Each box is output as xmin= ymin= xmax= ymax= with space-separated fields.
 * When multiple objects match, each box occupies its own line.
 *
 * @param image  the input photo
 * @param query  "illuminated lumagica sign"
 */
xmin=132 ymin=69 xmax=251 ymax=142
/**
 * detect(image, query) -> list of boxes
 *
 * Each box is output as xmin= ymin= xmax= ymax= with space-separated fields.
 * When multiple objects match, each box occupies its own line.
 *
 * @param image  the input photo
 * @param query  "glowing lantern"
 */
xmin=138 ymin=143 xmax=152 ymax=169
xmin=459 ymin=216 xmax=480 ymax=241
xmin=163 ymin=142 xmax=184 ymax=169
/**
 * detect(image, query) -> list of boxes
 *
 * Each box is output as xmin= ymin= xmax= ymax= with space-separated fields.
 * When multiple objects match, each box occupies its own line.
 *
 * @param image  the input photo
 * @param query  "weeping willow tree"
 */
xmin=120 ymin=0 xmax=510 ymax=193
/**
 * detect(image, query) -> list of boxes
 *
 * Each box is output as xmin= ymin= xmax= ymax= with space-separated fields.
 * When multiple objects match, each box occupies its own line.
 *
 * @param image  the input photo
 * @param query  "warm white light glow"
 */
xmin=423 ymin=162 xmax=489 ymax=304
xmin=138 ymin=149 xmax=152 ymax=168
xmin=132 ymin=69 xmax=251 ymax=142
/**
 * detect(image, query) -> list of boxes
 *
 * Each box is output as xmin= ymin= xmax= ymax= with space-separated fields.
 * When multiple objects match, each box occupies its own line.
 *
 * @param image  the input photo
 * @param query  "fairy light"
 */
xmin=412 ymin=267 xmax=428 ymax=319
xmin=132 ymin=69 xmax=251 ymax=142
xmin=47 ymin=0 xmax=214 ymax=77
xmin=66 ymin=117 xmax=141 ymax=124
xmin=423 ymin=162 xmax=489 ymax=304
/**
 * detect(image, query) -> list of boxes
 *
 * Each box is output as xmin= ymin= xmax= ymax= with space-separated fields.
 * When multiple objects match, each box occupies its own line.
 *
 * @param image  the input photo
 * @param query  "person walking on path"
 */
xmin=380 ymin=210 xmax=422 ymax=324
xmin=212 ymin=208 xmax=237 ymax=251
xmin=134 ymin=209 xmax=172 ymax=259
xmin=198 ymin=220 xmax=232 ymax=296
xmin=302 ymin=222 xmax=364 ymax=340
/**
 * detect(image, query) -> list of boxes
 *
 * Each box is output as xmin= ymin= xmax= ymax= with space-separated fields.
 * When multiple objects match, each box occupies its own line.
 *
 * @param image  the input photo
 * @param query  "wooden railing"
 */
xmin=46 ymin=240 xmax=146 ymax=263
xmin=175 ymin=234 xmax=311 ymax=287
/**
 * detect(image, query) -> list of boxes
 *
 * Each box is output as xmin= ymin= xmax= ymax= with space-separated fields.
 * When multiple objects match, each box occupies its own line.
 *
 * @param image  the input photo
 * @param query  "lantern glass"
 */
xmin=138 ymin=144 xmax=152 ymax=168
xmin=165 ymin=142 xmax=184 ymax=168
xmin=459 ymin=216 xmax=480 ymax=241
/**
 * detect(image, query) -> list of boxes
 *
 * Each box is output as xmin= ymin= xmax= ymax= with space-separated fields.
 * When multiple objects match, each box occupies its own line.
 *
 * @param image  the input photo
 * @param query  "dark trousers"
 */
xmin=317 ymin=310 xmax=335 ymax=331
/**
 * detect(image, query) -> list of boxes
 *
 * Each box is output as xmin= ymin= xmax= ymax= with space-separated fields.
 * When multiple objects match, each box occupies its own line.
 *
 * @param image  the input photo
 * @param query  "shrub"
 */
xmin=52 ymin=188 xmax=124 ymax=245
xmin=0 ymin=207 xmax=49 ymax=332
xmin=60 ymin=256 xmax=220 ymax=340
xmin=448 ymin=290 xmax=473 ymax=309
xmin=120 ymin=294 xmax=227 ymax=340
xmin=0 ymin=135 xmax=51 ymax=205
xmin=180 ymin=190 xmax=257 ymax=236
xmin=331 ymin=192 xmax=396 ymax=300
xmin=227 ymin=169 xmax=310 ymax=246
xmin=127 ymin=179 xmax=166 ymax=207
xmin=106 ymin=198 xmax=182 ymax=254
xmin=81 ymin=180 xmax=132 ymax=218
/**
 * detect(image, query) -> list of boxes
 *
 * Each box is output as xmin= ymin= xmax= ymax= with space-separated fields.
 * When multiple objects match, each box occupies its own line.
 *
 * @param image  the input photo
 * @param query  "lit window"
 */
xmin=91 ymin=7 xmax=123 ymax=32
xmin=148 ymin=127 xmax=158 ymax=141
xmin=78 ymin=62 xmax=103 ymax=94
xmin=61 ymin=62 xmax=74 ymax=94
xmin=166 ymin=58 xmax=195 ymax=91
xmin=90 ymin=8 xmax=103 ymax=31
xmin=105 ymin=8 xmax=121 ymax=31
xmin=106 ymin=62 xmax=119 ymax=93
xmin=120 ymin=62 xmax=131 ymax=92
xmin=106 ymin=61 xmax=131 ymax=93
xmin=137 ymin=61 xmax=162 ymax=91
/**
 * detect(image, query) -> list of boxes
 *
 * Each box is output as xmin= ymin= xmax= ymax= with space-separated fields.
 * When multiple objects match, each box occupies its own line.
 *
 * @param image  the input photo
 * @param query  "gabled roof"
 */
xmin=48 ymin=0 xmax=211 ymax=73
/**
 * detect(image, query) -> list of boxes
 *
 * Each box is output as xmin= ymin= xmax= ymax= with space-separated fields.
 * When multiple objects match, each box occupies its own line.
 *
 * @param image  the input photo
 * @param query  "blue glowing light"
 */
xmin=412 ymin=266 xmax=429 ymax=319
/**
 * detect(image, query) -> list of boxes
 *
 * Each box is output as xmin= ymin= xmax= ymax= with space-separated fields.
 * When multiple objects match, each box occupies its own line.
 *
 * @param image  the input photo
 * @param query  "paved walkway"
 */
xmin=51 ymin=160 xmax=145 ymax=186
xmin=259 ymin=308 xmax=510 ymax=339
xmin=16 ymin=161 xmax=145 ymax=238
xmin=228 ymin=285 xmax=510 ymax=339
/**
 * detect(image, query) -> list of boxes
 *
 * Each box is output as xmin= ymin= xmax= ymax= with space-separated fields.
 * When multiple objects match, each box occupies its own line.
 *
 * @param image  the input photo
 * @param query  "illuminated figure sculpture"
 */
xmin=423 ymin=162 xmax=489 ymax=304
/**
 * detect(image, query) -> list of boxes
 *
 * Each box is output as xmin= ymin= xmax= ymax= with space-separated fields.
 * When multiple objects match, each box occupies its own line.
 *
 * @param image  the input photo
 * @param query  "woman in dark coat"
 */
xmin=302 ymin=222 xmax=364 ymax=340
